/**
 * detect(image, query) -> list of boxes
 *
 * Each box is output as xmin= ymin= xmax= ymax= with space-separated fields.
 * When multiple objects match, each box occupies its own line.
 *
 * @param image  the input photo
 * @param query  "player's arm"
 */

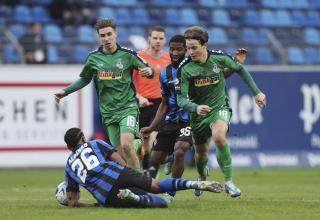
xmin=66 ymin=191 xmax=99 ymax=207
xmin=132 ymin=53 xmax=155 ymax=79
xmin=141 ymin=96 xmax=168 ymax=138
xmin=96 ymin=140 xmax=127 ymax=166
xmin=54 ymin=64 xmax=93 ymax=103
xmin=110 ymin=151 xmax=126 ymax=166
xmin=224 ymin=57 xmax=266 ymax=109
xmin=224 ymin=48 xmax=247 ymax=78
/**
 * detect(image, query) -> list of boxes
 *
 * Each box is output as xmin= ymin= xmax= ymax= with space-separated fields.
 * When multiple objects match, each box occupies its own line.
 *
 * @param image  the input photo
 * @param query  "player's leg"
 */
xmin=149 ymin=150 xmax=167 ymax=178
xmin=211 ymin=109 xmax=241 ymax=197
xmin=119 ymin=113 xmax=140 ymax=170
xmin=106 ymin=123 xmax=121 ymax=147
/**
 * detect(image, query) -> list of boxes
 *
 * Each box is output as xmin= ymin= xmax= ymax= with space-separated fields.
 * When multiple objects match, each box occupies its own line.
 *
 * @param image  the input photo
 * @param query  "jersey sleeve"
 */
xmin=176 ymin=67 xmax=198 ymax=113
xmin=65 ymin=170 xmax=80 ymax=192
xmin=95 ymin=140 xmax=117 ymax=160
xmin=131 ymin=53 xmax=155 ymax=78
xmin=221 ymin=55 xmax=261 ymax=96
xmin=160 ymin=69 xmax=170 ymax=97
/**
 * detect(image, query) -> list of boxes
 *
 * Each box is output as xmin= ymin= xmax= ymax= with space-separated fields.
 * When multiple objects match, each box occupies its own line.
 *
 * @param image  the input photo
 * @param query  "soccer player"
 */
xmin=141 ymin=35 xmax=248 ymax=201
xmin=54 ymin=19 xmax=154 ymax=170
xmin=133 ymin=26 xmax=171 ymax=170
xmin=176 ymin=26 xmax=266 ymax=197
xmin=62 ymin=127 xmax=223 ymax=208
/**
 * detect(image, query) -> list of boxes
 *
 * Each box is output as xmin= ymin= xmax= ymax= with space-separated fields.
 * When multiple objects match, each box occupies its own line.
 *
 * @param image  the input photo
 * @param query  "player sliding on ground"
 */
xmin=59 ymin=127 xmax=223 ymax=208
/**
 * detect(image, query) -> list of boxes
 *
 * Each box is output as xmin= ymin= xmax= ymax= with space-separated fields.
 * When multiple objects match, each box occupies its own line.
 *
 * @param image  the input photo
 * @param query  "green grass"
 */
xmin=0 ymin=168 xmax=319 ymax=220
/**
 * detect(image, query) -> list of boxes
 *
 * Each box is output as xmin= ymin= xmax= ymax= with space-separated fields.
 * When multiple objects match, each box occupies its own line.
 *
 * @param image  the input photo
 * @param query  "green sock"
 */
xmin=216 ymin=144 xmax=232 ymax=181
xmin=133 ymin=139 xmax=141 ymax=153
xmin=196 ymin=155 xmax=208 ymax=177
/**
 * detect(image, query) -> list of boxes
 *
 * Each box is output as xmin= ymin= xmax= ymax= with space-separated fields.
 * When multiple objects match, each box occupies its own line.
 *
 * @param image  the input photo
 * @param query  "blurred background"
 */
xmin=0 ymin=0 xmax=319 ymax=168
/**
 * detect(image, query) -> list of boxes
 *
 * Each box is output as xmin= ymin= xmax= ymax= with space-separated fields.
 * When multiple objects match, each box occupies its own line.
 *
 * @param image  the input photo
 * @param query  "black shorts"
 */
xmin=104 ymin=168 xmax=152 ymax=208
xmin=139 ymin=98 xmax=162 ymax=129
xmin=153 ymin=121 xmax=193 ymax=154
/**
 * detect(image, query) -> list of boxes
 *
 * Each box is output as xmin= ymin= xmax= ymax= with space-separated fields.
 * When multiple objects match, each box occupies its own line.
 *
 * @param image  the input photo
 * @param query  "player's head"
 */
xmin=169 ymin=35 xmax=186 ymax=66
xmin=95 ymin=19 xmax=117 ymax=52
xmin=64 ymin=127 xmax=85 ymax=152
xmin=148 ymin=26 xmax=166 ymax=52
xmin=184 ymin=26 xmax=208 ymax=62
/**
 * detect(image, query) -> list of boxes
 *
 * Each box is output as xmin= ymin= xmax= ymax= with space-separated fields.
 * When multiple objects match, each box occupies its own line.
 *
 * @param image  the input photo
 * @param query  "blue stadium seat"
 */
xmin=225 ymin=0 xmax=248 ymax=8
xmin=14 ymin=5 xmax=32 ymax=23
xmin=117 ymin=26 xmax=130 ymax=44
xmin=164 ymin=9 xmax=181 ymax=25
xmin=278 ymin=0 xmax=293 ymax=8
xmin=309 ymin=0 xmax=320 ymax=8
xmin=165 ymin=27 xmax=175 ymax=40
xmin=3 ymin=45 xmax=21 ymax=63
xmin=260 ymin=10 xmax=276 ymax=26
xmin=275 ymin=10 xmax=292 ymax=26
xmin=199 ymin=0 xmax=219 ymax=8
xmin=291 ymin=0 xmax=309 ymax=9
xmin=287 ymin=47 xmax=305 ymax=64
xmin=43 ymin=24 xmax=63 ymax=43
xmin=77 ymin=25 xmax=96 ymax=43
xmin=180 ymin=9 xmax=198 ymax=25
xmin=128 ymin=26 xmax=146 ymax=37
xmin=208 ymin=28 xmax=228 ymax=45
xmin=261 ymin=0 xmax=278 ymax=8
xmin=244 ymin=10 xmax=260 ymax=26
xmin=255 ymin=47 xmax=277 ymax=64
xmin=98 ymin=8 xmax=115 ymax=20
xmin=211 ymin=9 xmax=231 ymax=26
xmin=46 ymin=45 xmax=59 ymax=64
xmin=304 ymin=28 xmax=320 ymax=45
xmin=115 ymin=8 xmax=132 ymax=25
xmin=291 ymin=10 xmax=306 ymax=26
xmin=241 ymin=28 xmax=259 ymax=45
xmin=31 ymin=6 xmax=50 ymax=23
xmin=132 ymin=8 xmax=150 ymax=25
xmin=152 ymin=0 xmax=184 ymax=7
xmin=73 ymin=45 xmax=90 ymax=64
xmin=303 ymin=47 xmax=320 ymax=64
xmin=0 ymin=5 xmax=12 ymax=24
xmin=306 ymin=11 xmax=320 ymax=26
xmin=9 ymin=24 xmax=26 ymax=39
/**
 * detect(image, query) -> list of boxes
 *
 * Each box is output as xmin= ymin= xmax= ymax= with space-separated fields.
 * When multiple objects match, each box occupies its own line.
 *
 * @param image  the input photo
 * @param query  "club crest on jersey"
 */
xmin=195 ymin=75 xmax=220 ymax=87
xmin=98 ymin=71 xmax=123 ymax=80
xmin=116 ymin=59 xmax=124 ymax=69
xmin=212 ymin=63 xmax=221 ymax=73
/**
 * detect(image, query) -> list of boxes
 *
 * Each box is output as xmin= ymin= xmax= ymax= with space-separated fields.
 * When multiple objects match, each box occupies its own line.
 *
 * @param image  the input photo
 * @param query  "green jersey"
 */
xmin=64 ymin=44 xmax=153 ymax=117
xmin=176 ymin=50 xmax=260 ymax=122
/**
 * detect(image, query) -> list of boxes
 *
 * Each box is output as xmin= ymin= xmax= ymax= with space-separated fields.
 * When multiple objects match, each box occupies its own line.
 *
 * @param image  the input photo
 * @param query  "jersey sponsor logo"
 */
xmin=116 ymin=59 xmax=124 ymax=69
xmin=98 ymin=71 xmax=123 ymax=80
xmin=212 ymin=63 xmax=221 ymax=73
xmin=194 ymin=75 xmax=220 ymax=87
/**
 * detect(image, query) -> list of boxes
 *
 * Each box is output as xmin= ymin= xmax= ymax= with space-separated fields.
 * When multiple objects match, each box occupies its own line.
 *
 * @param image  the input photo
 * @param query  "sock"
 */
xmin=138 ymin=194 xmax=168 ymax=208
xmin=196 ymin=155 xmax=208 ymax=177
xmin=167 ymin=191 xmax=176 ymax=197
xmin=133 ymin=139 xmax=141 ymax=152
xmin=216 ymin=144 xmax=232 ymax=181
xmin=157 ymin=178 xmax=192 ymax=193
xmin=163 ymin=154 xmax=174 ymax=164
xmin=142 ymin=153 xmax=151 ymax=170
xmin=148 ymin=165 xmax=159 ymax=178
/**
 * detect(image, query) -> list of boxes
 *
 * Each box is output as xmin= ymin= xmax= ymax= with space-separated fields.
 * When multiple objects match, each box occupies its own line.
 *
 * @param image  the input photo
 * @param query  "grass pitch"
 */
xmin=0 ymin=168 xmax=319 ymax=220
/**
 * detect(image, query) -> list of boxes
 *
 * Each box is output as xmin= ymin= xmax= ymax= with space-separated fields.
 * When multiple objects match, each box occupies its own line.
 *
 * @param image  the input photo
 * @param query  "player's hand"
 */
xmin=196 ymin=105 xmax=212 ymax=116
xmin=139 ymin=67 xmax=152 ymax=77
xmin=54 ymin=90 xmax=66 ymax=103
xmin=140 ymin=127 xmax=153 ymax=138
xmin=255 ymin=92 xmax=266 ymax=109
xmin=235 ymin=48 xmax=247 ymax=64
xmin=138 ymin=96 xmax=153 ymax=107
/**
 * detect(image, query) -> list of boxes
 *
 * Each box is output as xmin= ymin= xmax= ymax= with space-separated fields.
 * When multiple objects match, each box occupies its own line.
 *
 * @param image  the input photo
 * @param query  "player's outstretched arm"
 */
xmin=67 ymin=191 xmax=100 ymax=207
xmin=224 ymin=48 xmax=247 ymax=78
xmin=54 ymin=90 xmax=66 ymax=103
xmin=255 ymin=92 xmax=267 ymax=109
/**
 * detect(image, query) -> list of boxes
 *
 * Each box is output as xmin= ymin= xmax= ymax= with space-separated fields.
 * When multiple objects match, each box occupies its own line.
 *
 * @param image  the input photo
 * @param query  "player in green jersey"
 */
xmin=176 ymin=26 xmax=266 ymax=197
xmin=54 ymin=19 xmax=154 ymax=170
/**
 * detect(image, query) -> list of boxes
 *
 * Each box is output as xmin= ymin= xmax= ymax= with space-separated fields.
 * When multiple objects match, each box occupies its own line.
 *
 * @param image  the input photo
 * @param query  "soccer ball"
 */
xmin=55 ymin=181 xmax=68 ymax=206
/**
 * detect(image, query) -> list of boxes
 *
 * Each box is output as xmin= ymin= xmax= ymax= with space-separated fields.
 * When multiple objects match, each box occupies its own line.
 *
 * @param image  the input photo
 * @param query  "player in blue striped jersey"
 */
xmin=63 ymin=127 xmax=223 ymax=208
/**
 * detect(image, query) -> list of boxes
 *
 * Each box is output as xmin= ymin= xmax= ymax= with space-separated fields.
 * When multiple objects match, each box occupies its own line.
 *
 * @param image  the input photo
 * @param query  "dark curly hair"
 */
xmin=64 ymin=127 xmax=83 ymax=152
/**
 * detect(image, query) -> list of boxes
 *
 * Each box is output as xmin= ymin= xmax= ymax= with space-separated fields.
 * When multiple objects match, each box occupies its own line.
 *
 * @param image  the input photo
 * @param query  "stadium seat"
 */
xmin=309 ymin=0 xmax=320 ymax=8
xmin=303 ymin=47 xmax=320 ymax=64
xmin=117 ymin=26 xmax=130 ymax=44
xmin=132 ymin=8 xmax=150 ymax=25
xmin=43 ymin=24 xmax=63 ymax=43
xmin=152 ymin=0 xmax=184 ymax=7
xmin=31 ymin=6 xmax=50 ymax=23
xmin=306 ymin=11 xmax=320 ymax=26
xmin=73 ymin=45 xmax=90 ymax=64
xmin=77 ymin=25 xmax=96 ymax=43
xmin=244 ymin=10 xmax=260 ymax=26
xmin=241 ymin=28 xmax=259 ymax=45
xmin=0 ymin=5 xmax=12 ymax=24
xmin=115 ymin=8 xmax=132 ymax=25
xmin=164 ymin=9 xmax=181 ymax=25
xmin=304 ymin=28 xmax=320 ymax=45
xmin=9 ymin=24 xmax=26 ymax=39
xmin=255 ymin=47 xmax=277 ymax=64
xmin=291 ymin=0 xmax=309 ymax=9
xmin=46 ymin=45 xmax=59 ymax=64
xmin=14 ymin=5 xmax=32 ymax=23
xmin=128 ymin=26 xmax=146 ymax=37
xmin=3 ymin=45 xmax=21 ymax=63
xmin=208 ymin=28 xmax=228 ymax=45
xmin=199 ymin=0 xmax=219 ymax=8
xmin=278 ymin=0 xmax=293 ymax=8
xmin=98 ymin=8 xmax=115 ymax=20
xmin=291 ymin=10 xmax=306 ymax=26
xmin=180 ymin=9 xmax=198 ymax=25
xmin=287 ymin=47 xmax=305 ymax=64
xmin=260 ymin=10 xmax=276 ymax=26
xmin=211 ymin=9 xmax=231 ymax=26
xmin=261 ymin=0 xmax=278 ymax=8
xmin=275 ymin=10 xmax=292 ymax=26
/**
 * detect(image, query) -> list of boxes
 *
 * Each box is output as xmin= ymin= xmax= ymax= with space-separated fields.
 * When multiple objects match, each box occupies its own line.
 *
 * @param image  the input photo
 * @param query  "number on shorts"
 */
xmin=70 ymin=147 xmax=100 ymax=183
xmin=219 ymin=110 xmax=228 ymax=118
xmin=180 ymin=126 xmax=191 ymax=137
xmin=126 ymin=115 xmax=136 ymax=127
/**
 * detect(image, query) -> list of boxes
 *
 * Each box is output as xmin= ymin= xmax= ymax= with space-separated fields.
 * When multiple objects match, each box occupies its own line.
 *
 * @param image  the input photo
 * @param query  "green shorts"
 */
xmin=102 ymin=108 xmax=139 ymax=147
xmin=191 ymin=107 xmax=232 ymax=145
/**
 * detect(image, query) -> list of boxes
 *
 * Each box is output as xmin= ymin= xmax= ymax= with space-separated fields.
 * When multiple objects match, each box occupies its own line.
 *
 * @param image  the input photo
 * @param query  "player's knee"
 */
xmin=174 ymin=148 xmax=185 ymax=161
xmin=121 ymin=144 xmax=134 ymax=155
xmin=212 ymin=133 xmax=227 ymax=147
xmin=150 ymin=179 xmax=160 ymax=193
